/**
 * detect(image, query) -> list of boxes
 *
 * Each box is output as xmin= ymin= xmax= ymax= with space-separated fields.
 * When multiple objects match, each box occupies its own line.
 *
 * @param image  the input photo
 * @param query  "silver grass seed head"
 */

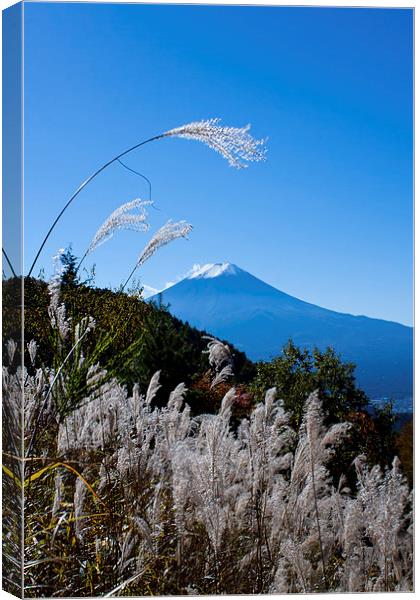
xmin=48 ymin=248 xmax=66 ymax=311
xmin=210 ymin=364 xmax=234 ymax=389
xmin=220 ymin=387 xmax=236 ymax=418
xmin=146 ymin=371 xmax=162 ymax=406
xmin=204 ymin=336 xmax=233 ymax=370
xmin=88 ymin=199 xmax=152 ymax=255
xmin=164 ymin=118 xmax=267 ymax=169
xmin=136 ymin=220 xmax=193 ymax=268
xmin=264 ymin=387 xmax=277 ymax=419
xmin=75 ymin=316 xmax=96 ymax=344
xmin=168 ymin=382 xmax=187 ymax=410
xmin=352 ymin=454 xmax=368 ymax=482
xmin=392 ymin=455 xmax=402 ymax=475
xmin=27 ymin=340 xmax=38 ymax=366
xmin=7 ymin=339 xmax=17 ymax=365
xmin=322 ymin=422 xmax=352 ymax=448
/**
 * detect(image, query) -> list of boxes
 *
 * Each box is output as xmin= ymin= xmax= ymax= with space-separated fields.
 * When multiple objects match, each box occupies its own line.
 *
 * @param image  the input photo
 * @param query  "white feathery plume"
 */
xmin=48 ymin=248 xmax=65 ymax=313
xmin=47 ymin=249 xmax=71 ymax=340
xmin=204 ymin=336 xmax=232 ymax=371
xmin=75 ymin=316 xmax=96 ymax=344
xmin=210 ymin=364 xmax=234 ymax=389
xmin=136 ymin=220 xmax=192 ymax=268
xmin=146 ymin=371 xmax=161 ymax=406
xmin=7 ymin=340 xmax=17 ymax=365
xmin=27 ymin=340 xmax=38 ymax=366
xmin=168 ymin=382 xmax=188 ymax=411
xmin=87 ymin=199 xmax=151 ymax=255
xmin=164 ymin=118 xmax=267 ymax=169
xmin=220 ymin=387 xmax=236 ymax=419
xmin=322 ymin=422 xmax=352 ymax=448
xmin=204 ymin=335 xmax=234 ymax=388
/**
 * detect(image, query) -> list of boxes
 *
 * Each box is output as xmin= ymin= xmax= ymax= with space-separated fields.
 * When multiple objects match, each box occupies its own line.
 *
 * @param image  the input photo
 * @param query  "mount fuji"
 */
xmin=150 ymin=263 xmax=413 ymax=409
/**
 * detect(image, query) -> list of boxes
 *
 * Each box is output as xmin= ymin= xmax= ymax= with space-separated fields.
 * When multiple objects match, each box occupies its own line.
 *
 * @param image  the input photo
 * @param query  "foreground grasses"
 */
xmin=2 ymin=279 xmax=413 ymax=596
xmin=2 ymin=119 xmax=412 ymax=595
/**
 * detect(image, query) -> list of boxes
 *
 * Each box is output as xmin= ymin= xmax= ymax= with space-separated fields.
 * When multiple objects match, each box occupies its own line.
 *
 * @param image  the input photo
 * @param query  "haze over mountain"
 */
xmin=150 ymin=263 xmax=413 ymax=410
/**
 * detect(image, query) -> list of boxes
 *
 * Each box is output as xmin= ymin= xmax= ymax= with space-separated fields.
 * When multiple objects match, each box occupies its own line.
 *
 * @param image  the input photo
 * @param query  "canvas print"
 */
xmin=2 ymin=1 xmax=414 ymax=596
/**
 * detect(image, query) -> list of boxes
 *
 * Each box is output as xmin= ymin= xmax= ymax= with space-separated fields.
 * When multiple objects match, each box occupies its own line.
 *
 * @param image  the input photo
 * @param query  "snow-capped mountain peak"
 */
xmin=149 ymin=261 xmax=412 ymax=407
xmin=187 ymin=262 xmax=241 ymax=279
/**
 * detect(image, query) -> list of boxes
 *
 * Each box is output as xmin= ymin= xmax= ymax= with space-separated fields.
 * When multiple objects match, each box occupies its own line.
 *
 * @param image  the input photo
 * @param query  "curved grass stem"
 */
xmin=28 ymin=133 xmax=165 ymax=277
xmin=2 ymin=248 xmax=17 ymax=278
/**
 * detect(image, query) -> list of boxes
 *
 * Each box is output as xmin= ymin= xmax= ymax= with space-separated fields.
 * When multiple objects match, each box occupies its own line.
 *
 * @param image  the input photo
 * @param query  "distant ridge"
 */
xmin=150 ymin=263 xmax=413 ymax=410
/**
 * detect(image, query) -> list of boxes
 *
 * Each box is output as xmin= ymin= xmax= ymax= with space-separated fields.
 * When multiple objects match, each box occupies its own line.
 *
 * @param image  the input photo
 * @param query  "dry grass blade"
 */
xmin=24 ymin=462 xmax=109 ymax=510
xmin=104 ymin=563 xmax=153 ymax=597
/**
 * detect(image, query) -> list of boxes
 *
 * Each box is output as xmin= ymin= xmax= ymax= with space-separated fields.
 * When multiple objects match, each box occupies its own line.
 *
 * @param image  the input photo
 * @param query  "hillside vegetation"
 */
xmin=2 ymin=273 xmax=413 ymax=596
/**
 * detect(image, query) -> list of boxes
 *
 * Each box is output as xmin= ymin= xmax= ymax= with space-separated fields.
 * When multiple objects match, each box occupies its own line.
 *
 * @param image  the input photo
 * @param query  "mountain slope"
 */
xmin=150 ymin=263 xmax=413 ymax=406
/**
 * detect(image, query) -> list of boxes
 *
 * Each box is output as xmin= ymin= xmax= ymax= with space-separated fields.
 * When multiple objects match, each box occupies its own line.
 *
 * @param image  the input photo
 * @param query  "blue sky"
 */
xmin=23 ymin=3 xmax=413 ymax=325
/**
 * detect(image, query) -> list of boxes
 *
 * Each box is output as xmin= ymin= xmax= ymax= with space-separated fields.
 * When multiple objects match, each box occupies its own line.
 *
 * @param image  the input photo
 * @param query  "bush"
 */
xmin=250 ymin=341 xmax=398 ymax=478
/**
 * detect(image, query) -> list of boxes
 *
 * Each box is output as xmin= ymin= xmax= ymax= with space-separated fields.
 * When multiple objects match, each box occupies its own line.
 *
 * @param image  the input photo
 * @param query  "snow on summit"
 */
xmin=143 ymin=263 xmax=242 ymax=297
xmin=187 ymin=262 xmax=241 ymax=279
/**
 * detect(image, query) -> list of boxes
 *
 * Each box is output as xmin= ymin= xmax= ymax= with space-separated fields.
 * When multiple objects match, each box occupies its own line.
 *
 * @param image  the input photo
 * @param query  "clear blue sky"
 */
xmin=23 ymin=3 xmax=413 ymax=325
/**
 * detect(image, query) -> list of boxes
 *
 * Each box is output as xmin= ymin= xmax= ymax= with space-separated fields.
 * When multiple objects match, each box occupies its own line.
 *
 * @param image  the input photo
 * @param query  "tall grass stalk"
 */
xmin=28 ymin=119 xmax=265 ymax=277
